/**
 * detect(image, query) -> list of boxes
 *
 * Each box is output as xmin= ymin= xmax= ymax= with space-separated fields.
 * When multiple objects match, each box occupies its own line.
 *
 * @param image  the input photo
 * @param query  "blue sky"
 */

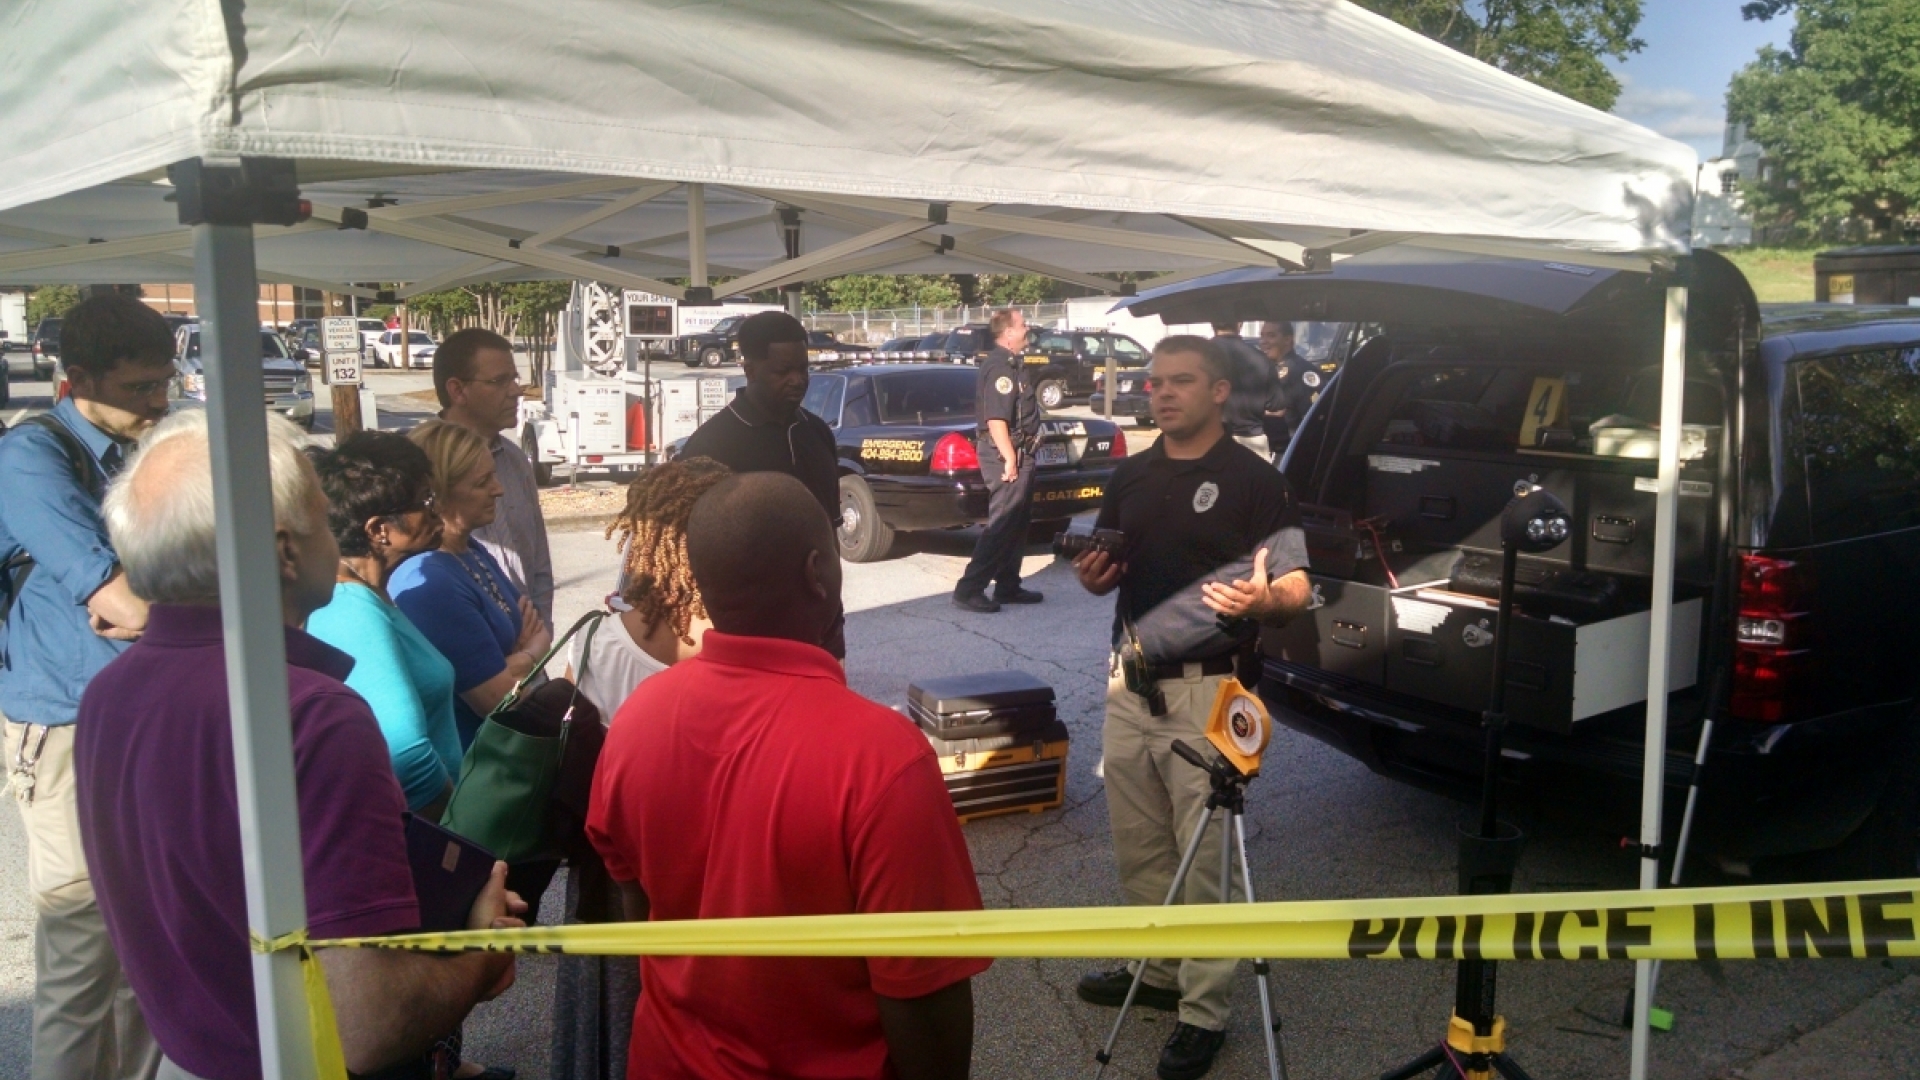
xmin=1607 ymin=3 xmax=1794 ymax=159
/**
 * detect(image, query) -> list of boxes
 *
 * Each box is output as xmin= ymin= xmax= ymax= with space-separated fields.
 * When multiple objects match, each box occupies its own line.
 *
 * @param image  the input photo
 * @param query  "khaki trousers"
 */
xmin=1102 ymin=666 xmax=1240 ymax=1031
xmin=5 ymin=720 xmax=160 ymax=1080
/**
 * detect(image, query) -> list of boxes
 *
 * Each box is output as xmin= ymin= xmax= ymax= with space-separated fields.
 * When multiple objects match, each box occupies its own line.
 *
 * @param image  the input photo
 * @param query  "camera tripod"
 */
xmin=1092 ymin=739 xmax=1289 ymax=1080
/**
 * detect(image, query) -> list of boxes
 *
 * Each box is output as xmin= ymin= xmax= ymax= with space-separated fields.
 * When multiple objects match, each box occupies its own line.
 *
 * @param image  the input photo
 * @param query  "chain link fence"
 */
xmin=804 ymin=302 xmax=1074 ymax=345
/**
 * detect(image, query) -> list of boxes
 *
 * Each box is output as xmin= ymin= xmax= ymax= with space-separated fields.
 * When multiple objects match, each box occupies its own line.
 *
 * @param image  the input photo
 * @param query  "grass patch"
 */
xmin=1718 ymin=247 xmax=1819 ymax=303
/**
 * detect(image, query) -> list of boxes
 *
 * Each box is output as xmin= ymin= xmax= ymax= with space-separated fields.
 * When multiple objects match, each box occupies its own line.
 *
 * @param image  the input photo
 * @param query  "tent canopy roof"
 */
xmin=0 ymin=0 xmax=1695 ymax=298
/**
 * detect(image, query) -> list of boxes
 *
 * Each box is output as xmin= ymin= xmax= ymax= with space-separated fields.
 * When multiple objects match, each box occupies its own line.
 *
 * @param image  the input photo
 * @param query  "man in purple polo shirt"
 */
xmin=73 ymin=410 xmax=522 ymax=1080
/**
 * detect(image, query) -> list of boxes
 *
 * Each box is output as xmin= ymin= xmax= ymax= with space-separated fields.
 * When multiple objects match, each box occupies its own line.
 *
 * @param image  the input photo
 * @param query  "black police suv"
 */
xmin=1132 ymin=249 xmax=1920 ymax=880
xmin=1020 ymin=328 xmax=1152 ymax=409
xmin=803 ymin=362 xmax=1125 ymax=562
xmin=675 ymin=313 xmax=751 ymax=368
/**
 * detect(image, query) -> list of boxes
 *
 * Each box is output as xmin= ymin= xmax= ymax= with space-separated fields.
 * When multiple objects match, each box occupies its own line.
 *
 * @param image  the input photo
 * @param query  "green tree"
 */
xmin=977 ymin=274 xmax=1053 ymax=305
xmin=1727 ymin=0 xmax=1920 ymax=239
xmin=820 ymin=274 xmax=962 ymax=311
xmin=1350 ymin=0 xmax=1644 ymax=110
xmin=26 ymin=285 xmax=80 ymax=327
xmin=405 ymin=288 xmax=477 ymax=336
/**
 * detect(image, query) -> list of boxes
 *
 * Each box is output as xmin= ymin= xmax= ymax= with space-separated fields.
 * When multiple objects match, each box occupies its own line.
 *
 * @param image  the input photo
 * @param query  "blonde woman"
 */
xmin=390 ymin=419 xmax=553 ymax=749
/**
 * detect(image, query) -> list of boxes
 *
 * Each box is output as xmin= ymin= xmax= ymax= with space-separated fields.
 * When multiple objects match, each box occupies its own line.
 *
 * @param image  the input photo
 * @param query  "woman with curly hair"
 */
xmin=564 ymin=455 xmax=731 ymax=719
xmin=553 ymin=456 xmax=729 ymax=1080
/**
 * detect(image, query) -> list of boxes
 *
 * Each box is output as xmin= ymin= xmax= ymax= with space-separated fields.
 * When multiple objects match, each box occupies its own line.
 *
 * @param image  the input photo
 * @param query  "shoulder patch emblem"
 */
xmin=1302 ymin=370 xmax=1322 ymax=388
xmin=1193 ymin=481 xmax=1220 ymax=513
xmin=995 ymin=375 xmax=1013 ymax=395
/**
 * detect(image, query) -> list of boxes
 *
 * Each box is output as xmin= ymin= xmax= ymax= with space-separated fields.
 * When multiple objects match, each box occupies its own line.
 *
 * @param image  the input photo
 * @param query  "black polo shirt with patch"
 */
xmin=974 ymin=346 xmax=1041 ymax=443
xmin=1095 ymin=433 xmax=1306 ymax=651
xmin=679 ymin=388 xmax=840 ymax=520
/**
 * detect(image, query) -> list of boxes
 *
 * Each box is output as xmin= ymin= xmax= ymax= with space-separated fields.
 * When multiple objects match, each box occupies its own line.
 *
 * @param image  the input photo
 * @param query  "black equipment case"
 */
xmin=906 ymin=671 xmax=1056 ymax=741
xmin=907 ymin=672 xmax=1066 ymax=822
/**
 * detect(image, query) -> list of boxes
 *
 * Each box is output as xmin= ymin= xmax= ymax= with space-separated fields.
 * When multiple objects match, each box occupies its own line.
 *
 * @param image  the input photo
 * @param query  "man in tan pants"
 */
xmin=1070 ymin=335 xmax=1310 ymax=1080
xmin=0 ymin=294 xmax=173 ymax=1080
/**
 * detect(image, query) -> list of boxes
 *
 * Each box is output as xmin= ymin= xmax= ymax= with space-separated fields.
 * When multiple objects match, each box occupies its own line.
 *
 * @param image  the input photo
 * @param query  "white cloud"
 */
xmin=1611 ymin=73 xmax=1726 ymax=146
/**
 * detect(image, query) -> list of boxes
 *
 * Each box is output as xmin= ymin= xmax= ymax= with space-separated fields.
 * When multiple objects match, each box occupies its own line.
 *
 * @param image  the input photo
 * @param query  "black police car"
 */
xmin=1021 ymin=328 xmax=1152 ymax=409
xmin=806 ymin=362 xmax=1125 ymax=562
xmin=1131 ymin=250 xmax=1920 ymax=880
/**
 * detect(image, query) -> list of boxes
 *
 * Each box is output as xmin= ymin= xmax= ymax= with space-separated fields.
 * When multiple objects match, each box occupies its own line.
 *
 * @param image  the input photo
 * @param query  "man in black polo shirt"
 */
xmin=952 ymin=308 xmax=1044 ymax=613
xmin=679 ymin=312 xmax=839 ymax=522
xmin=1069 ymin=334 xmax=1310 ymax=1080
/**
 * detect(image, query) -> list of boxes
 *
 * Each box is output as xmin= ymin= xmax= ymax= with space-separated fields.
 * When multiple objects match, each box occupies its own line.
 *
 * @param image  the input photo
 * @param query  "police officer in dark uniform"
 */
xmin=953 ymin=308 xmax=1044 ymax=613
xmin=1260 ymin=320 xmax=1315 ymax=446
xmin=1069 ymin=334 xmax=1310 ymax=1080
xmin=1211 ymin=321 xmax=1279 ymax=461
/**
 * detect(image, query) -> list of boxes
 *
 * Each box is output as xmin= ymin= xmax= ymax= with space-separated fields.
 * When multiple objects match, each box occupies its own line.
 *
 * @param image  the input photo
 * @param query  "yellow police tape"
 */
xmin=274 ymin=878 xmax=1920 ymax=1079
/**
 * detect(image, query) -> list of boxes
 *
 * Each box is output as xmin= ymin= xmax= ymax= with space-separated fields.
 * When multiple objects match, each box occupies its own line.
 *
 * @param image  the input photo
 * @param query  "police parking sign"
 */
xmin=322 ymin=316 xmax=362 ymax=386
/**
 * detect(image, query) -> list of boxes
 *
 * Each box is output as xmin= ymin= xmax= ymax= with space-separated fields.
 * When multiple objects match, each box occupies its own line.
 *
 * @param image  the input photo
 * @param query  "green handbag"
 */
xmin=440 ymin=611 xmax=606 ymax=864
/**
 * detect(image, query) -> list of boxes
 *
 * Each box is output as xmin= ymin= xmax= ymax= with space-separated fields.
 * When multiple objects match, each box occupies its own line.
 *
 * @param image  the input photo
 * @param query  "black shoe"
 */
xmin=993 ymin=586 xmax=1044 ymax=604
xmin=1075 ymin=966 xmax=1179 ymax=1011
xmin=1157 ymin=1022 xmax=1226 ymax=1080
xmin=952 ymin=591 xmax=1001 ymax=613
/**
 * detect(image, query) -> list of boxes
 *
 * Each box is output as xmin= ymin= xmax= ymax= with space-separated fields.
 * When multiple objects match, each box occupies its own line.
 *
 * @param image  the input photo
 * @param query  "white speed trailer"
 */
xmin=519 ymin=281 xmax=738 ymax=484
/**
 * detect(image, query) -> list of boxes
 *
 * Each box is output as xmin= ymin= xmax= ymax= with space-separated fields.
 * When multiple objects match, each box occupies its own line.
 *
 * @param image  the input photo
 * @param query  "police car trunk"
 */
xmin=1129 ymin=253 xmax=1755 ymax=830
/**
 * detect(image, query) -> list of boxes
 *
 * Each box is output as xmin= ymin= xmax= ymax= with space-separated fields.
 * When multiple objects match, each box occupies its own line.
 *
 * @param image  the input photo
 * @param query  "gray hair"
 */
xmin=104 ymin=409 xmax=323 ymax=604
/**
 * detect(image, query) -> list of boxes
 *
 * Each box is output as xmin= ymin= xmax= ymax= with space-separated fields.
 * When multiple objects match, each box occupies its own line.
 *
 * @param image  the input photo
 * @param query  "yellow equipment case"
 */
xmin=925 ymin=719 xmax=1070 ymax=823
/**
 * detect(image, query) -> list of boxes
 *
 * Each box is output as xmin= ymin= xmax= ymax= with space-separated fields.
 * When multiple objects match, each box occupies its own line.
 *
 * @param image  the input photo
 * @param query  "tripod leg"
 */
xmin=1234 ymin=813 xmax=1286 ymax=1080
xmin=1378 ymin=1045 xmax=1447 ymax=1080
xmin=1092 ymin=807 xmax=1217 ymax=1079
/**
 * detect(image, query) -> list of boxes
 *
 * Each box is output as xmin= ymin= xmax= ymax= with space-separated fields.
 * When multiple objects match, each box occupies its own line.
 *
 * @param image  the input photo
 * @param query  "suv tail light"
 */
xmin=930 ymin=432 xmax=979 ymax=474
xmin=1109 ymin=431 xmax=1128 ymax=458
xmin=1730 ymin=553 xmax=1814 ymax=723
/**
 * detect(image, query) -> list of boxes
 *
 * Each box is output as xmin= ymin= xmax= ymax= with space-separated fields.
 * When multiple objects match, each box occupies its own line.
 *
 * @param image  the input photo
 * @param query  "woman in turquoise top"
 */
xmin=305 ymin=431 xmax=463 ymax=816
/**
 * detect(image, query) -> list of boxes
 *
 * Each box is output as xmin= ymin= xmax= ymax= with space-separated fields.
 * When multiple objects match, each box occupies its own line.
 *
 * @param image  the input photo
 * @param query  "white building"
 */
xmin=1693 ymin=123 xmax=1766 ymax=248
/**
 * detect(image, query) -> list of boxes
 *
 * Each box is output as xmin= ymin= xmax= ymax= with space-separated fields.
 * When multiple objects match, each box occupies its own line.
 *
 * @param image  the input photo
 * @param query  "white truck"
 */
xmin=518 ymin=282 xmax=742 ymax=485
xmin=0 ymin=292 xmax=26 ymax=353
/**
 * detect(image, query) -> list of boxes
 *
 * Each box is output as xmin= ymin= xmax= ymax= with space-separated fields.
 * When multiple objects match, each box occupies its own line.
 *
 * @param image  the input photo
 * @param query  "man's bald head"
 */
xmin=687 ymin=472 xmax=844 ymax=652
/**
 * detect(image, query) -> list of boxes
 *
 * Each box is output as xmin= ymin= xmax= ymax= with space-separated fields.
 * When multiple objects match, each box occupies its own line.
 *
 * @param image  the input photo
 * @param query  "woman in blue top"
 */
xmin=391 ymin=420 xmax=552 ymax=749
xmin=304 ymin=431 xmax=463 ymax=816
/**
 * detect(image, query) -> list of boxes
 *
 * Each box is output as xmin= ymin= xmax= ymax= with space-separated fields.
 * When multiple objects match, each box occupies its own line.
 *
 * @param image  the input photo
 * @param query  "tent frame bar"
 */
xmin=196 ymin=217 xmax=319 ymax=1080
xmin=1628 ymin=282 xmax=1690 ymax=1080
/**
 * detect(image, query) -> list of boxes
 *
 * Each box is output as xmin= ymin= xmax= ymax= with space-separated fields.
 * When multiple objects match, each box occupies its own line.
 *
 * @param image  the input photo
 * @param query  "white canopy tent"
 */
xmin=0 ymin=1 xmax=1697 ymax=1077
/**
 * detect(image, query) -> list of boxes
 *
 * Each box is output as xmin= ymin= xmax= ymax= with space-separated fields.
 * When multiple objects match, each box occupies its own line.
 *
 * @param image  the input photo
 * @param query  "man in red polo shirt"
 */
xmin=587 ymin=472 xmax=988 ymax=1080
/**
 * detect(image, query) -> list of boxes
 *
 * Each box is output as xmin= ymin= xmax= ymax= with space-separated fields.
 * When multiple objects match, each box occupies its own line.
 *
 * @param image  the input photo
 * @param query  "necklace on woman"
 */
xmin=337 ymin=561 xmax=393 ymax=604
xmin=452 ymin=547 xmax=515 ymax=618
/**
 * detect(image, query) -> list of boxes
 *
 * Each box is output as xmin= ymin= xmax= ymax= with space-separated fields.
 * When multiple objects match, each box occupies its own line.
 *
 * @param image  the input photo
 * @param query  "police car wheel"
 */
xmin=700 ymin=347 xmax=727 ymax=368
xmin=1038 ymin=380 xmax=1066 ymax=410
xmin=837 ymin=475 xmax=895 ymax=563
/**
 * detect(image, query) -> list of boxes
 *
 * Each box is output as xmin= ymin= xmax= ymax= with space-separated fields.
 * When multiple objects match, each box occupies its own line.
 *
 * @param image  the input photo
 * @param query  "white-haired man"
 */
xmin=70 ymin=410 xmax=524 ymax=1080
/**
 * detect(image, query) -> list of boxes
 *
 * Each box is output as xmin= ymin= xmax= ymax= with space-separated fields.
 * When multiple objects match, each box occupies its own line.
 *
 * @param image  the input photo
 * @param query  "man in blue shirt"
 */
xmin=0 ymin=293 xmax=172 ymax=1080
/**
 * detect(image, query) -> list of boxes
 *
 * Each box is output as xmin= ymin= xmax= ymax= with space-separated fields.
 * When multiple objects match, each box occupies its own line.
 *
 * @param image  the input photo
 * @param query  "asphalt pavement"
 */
xmin=4 ymin=362 xmax=1919 ymax=1078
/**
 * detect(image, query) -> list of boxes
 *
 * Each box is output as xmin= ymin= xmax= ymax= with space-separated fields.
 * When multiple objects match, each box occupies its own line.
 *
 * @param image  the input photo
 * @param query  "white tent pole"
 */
xmin=195 ymin=221 xmax=318 ymax=1080
xmin=1629 ymin=282 xmax=1689 ymax=1080
xmin=688 ymin=182 xmax=708 ymax=289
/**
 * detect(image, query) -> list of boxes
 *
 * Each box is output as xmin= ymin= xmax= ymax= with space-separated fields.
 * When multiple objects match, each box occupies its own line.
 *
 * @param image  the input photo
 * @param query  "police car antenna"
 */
xmin=1092 ymin=736 xmax=1290 ymax=1080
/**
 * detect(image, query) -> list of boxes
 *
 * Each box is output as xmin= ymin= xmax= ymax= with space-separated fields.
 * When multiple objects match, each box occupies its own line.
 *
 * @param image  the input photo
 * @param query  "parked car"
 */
xmin=27 ymin=317 xmax=60 ymax=380
xmin=1157 ymin=249 xmax=1920 ymax=879
xmin=675 ymin=313 xmax=750 ymax=368
xmin=171 ymin=324 xmax=315 ymax=429
xmin=288 ymin=324 xmax=325 ymax=367
xmin=1021 ymin=328 xmax=1151 ymax=409
xmin=372 ymin=330 xmax=438 ymax=369
xmin=806 ymin=362 xmax=1123 ymax=562
xmin=805 ymin=329 xmax=874 ymax=364
xmin=355 ymin=318 xmax=388 ymax=356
